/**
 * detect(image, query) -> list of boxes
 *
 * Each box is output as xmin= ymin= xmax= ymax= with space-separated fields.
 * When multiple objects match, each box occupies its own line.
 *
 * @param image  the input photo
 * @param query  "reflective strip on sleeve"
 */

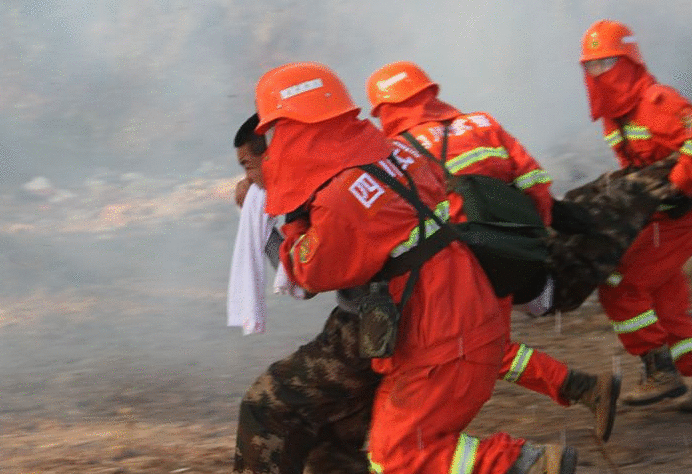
xmin=450 ymin=433 xmax=479 ymax=474
xmin=289 ymin=234 xmax=307 ymax=262
xmin=503 ymin=344 xmax=534 ymax=383
xmin=367 ymin=453 xmax=384 ymax=474
xmin=671 ymin=338 xmax=692 ymax=361
xmin=612 ymin=309 xmax=658 ymax=334
xmin=390 ymin=200 xmax=450 ymax=258
xmin=514 ymin=169 xmax=552 ymax=190
xmin=622 ymin=123 xmax=652 ymax=141
xmin=604 ymin=129 xmax=623 ymax=148
xmin=446 ymin=146 xmax=509 ymax=174
xmin=680 ymin=139 xmax=692 ymax=156
xmin=605 ymin=272 xmax=623 ymax=287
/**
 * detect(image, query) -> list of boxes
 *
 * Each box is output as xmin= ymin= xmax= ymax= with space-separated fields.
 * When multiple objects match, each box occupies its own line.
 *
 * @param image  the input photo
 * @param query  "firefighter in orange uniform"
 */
xmin=579 ymin=19 xmax=692 ymax=408
xmin=256 ymin=62 xmax=577 ymax=474
xmin=366 ymin=61 xmax=620 ymax=440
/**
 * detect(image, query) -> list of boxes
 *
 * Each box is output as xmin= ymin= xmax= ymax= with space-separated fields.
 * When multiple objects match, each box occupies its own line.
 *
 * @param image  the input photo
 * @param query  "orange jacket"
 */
xmin=398 ymin=113 xmax=554 ymax=226
xmin=602 ymin=84 xmax=692 ymax=196
xmin=279 ymin=140 xmax=505 ymax=371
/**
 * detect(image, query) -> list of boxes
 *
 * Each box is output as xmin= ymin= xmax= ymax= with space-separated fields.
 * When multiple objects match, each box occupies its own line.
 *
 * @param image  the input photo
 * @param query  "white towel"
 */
xmin=227 ymin=184 xmax=276 ymax=334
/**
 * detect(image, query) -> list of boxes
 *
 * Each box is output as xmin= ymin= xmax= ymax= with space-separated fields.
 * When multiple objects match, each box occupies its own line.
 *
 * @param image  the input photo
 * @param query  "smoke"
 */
xmin=1 ymin=0 xmax=691 ymax=428
xmin=1 ymin=1 xmax=690 ymax=187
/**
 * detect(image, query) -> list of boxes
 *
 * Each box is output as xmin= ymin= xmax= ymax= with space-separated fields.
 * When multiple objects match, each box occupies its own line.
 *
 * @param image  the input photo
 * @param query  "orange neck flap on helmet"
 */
xmin=584 ymin=57 xmax=656 ymax=121
xmin=261 ymin=112 xmax=393 ymax=216
xmin=376 ymin=87 xmax=460 ymax=138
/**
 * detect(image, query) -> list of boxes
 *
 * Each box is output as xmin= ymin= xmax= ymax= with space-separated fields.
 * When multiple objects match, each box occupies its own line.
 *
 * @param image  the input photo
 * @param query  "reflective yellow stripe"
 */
xmin=289 ymin=234 xmax=307 ymax=262
xmin=390 ymin=200 xmax=450 ymax=258
xmin=446 ymin=146 xmax=509 ymax=174
xmin=368 ymin=452 xmax=384 ymax=474
xmin=450 ymin=433 xmax=479 ymax=474
xmin=612 ymin=310 xmax=658 ymax=334
xmin=605 ymin=129 xmax=623 ymax=147
xmin=671 ymin=338 xmax=692 ymax=361
xmin=504 ymin=344 xmax=534 ymax=383
xmin=514 ymin=169 xmax=552 ymax=190
xmin=680 ymin=140 xmax=692 ymax=156
xmin=622 ymin=123 xmax=652 ymax=140
xmin=605 ymin=272 xmax=623 ymax=287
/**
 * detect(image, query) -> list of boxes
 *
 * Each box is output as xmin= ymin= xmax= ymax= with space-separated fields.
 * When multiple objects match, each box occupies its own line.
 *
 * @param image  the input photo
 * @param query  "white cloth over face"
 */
xmin=227 ymin=184 xmax=276 ymax=334
xmin=227 ymin=184 xmax=306 ymax=335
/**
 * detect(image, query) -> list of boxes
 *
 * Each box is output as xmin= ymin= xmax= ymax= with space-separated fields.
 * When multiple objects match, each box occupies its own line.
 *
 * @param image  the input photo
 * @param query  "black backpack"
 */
xmin=362 ymin=127 xmax=549 ymax=303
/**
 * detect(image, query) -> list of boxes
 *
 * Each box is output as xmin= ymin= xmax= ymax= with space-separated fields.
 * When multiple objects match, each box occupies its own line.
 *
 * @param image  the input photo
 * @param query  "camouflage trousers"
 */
xmin=232 ymin=307 xmax=382 ymax=474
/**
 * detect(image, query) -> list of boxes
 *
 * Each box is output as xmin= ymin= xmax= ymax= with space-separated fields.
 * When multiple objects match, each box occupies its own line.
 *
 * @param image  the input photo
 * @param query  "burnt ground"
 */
xmin=1 ymin=175 xmax=691 ymax=474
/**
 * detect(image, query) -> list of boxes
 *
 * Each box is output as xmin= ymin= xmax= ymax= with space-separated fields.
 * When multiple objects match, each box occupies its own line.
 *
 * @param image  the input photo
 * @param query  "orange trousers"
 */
xmin=500 ymin=341 xmax=570 ymax=405
xmin=598 ymin=212 xmax=692 ymax=375
xmin=498 ymin=297 xmax=570 ymax=405
xmin=368 ymin=341 xmax=525 ymax=474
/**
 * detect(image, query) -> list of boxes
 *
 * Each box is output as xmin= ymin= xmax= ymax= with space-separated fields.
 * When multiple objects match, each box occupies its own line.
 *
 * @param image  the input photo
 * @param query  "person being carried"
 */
xmin=229 ymin=114 xmax=380 ymax=474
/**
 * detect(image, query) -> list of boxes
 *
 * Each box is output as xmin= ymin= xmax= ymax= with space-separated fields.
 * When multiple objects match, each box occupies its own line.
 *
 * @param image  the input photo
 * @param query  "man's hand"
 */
xmin=235 ymin=177 xmax=251 ymax=207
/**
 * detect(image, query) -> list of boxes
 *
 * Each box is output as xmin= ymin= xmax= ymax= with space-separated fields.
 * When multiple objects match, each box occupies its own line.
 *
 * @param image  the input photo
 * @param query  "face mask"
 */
xmin=584 ymin=57 xmax=652 ymax=120
xmin=583 ymin=57 xmax=619 ymax=77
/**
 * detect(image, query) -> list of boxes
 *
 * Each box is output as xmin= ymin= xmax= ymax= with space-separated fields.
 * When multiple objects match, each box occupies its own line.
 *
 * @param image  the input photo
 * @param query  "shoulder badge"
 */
xmin=297 ymin=228 xmax=319 ymax=264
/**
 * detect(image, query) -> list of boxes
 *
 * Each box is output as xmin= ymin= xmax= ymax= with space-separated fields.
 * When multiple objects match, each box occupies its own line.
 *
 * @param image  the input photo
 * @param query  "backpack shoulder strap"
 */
xmin=400 ymin=124 xmax=453 ymax=179
xmin=359 ymin=161 xmax=445 ymax=228
xmin=359 ymin=157 xmax=454 ymax=311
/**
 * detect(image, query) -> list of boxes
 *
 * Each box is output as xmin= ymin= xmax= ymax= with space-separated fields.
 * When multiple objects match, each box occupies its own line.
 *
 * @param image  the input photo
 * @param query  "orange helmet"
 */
xmin=366 ymin=61 xmax=438 ymax=117
xmin=580 ymin=20 xmax=643 ymax=65
xmin=255 ymin=62 xmax=359 ymax=134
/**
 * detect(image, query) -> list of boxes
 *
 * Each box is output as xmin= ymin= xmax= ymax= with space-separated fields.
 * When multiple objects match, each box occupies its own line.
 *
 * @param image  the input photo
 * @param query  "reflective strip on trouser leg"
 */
xmin=612 ymin=309 xmax=658 ymax=334
xmin=671 ymin=338 xmax=692 ymax=361
xmin=450 ymin=433 xmax=480 ymax=474
xmin=367 ymin=434 xmax=480 ymax=474
xmin=503 ymin=344 xmax=534 ymax=383
xmin=368 ymin=452 xmax=384 ymax=474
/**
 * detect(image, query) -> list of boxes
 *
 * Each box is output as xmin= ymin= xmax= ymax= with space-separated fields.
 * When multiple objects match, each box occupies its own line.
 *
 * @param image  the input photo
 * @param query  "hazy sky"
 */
xmin=1 ymin=0 xmax=691 ymax=187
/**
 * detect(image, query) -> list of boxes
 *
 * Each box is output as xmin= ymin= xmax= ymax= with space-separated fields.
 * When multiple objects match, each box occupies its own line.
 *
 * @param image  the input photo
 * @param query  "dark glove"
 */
xmin=550 ymin=199 xmax=594 ymax=234
xmin=661 ymin=192 xmax=692 ymax=219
